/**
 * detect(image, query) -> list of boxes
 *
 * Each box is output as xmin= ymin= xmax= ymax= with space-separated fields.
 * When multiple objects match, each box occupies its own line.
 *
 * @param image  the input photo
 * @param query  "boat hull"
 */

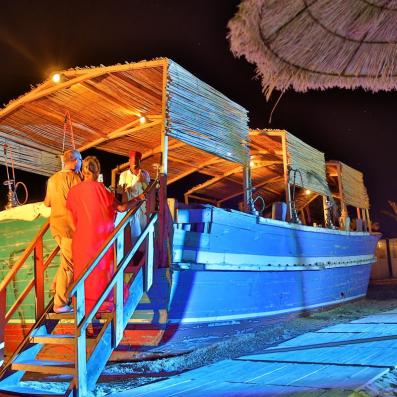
xmin=1 ymin=205 xmax=380 ymax=359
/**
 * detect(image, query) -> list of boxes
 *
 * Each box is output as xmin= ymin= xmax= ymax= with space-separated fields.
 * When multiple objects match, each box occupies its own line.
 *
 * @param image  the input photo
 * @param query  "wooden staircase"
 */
xmin=0 ymin=182 xmax=163 ymax=396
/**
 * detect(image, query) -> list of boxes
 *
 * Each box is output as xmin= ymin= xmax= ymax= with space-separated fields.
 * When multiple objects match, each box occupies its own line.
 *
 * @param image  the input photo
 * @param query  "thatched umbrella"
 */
xmin=228 ymin=0 xmax=397 ymax=99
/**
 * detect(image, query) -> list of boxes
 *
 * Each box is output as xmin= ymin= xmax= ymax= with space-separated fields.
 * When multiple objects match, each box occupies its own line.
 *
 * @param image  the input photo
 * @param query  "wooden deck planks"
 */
xmin=108 ymin=310 xmax=397 ymax=396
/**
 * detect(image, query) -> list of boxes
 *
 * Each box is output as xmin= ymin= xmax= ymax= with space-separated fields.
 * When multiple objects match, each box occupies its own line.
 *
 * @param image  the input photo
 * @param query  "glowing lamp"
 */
xmin=139 ymin=116 xmax=146 ymax=124
xmin=52 ymin=73 xmax=61 ymax=83
xmin=305 ymin=189 xmax=311 ymax=195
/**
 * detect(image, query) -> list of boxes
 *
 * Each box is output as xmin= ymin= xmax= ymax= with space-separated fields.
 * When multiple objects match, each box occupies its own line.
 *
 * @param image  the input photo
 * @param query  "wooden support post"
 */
xmin=243 ymin=165 xmax=254 ymax=214
xmin=356 ymin=207 xmax=361 ymax=219
xmin=159 ymin=61 xmax=169 ymax=269
xmin=34 ymin=239 xmax=44 ymax=320
xmin=322 ymin=196 xmax=328 ymax=227
xmin=336 ymin=163 xmax=348 ymax=227
xmin=365 ymin=208 xmax=372 ymax=232
xmin=281 ymin=132 xmax=291 ymax=220
xmin=159 ymin=174 xmax=168 ymax=268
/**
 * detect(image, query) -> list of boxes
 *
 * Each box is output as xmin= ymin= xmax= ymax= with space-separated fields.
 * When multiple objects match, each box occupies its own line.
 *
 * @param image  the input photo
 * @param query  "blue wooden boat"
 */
xmin=0 ymin=59 xmax=380 ymax=395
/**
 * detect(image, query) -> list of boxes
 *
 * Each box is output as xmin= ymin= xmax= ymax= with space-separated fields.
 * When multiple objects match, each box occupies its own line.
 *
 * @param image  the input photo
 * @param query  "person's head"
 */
xmin=129 ymin=150 xmax=142 ymax=173
xmin=63 ymin=149 xmax=82 ymax=172
xmin=82 ymin=156 xmax=101 ymax=181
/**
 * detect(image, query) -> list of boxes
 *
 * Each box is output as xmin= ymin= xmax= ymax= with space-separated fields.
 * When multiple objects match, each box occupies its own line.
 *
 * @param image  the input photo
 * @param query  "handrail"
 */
xmin=68 ymin=203 xmax=143 ymax=297
xmin=0 ymin=217 xmax=60 ymax=368
xmin=75 ymin=213 xmax=158 ymax=332
xmin=0 ymin=220 xmax=50 ymax=293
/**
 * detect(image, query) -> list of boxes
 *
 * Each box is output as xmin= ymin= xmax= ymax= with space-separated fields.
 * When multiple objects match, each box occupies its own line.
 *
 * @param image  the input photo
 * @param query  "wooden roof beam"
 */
xmin=78 ymin=118 xmax=162 ymax=152
xmin=112 ymin=140 xmax=187 ymax=175
xmin=184 ymin=165 xmax=242 ymax=200
xmin=168 ymin=158 xmax=227 ymax=184
xmin=80 ymin=81 xmax=142 ymax=117
xmin=217 ymin=175 xmax=283 ymax=204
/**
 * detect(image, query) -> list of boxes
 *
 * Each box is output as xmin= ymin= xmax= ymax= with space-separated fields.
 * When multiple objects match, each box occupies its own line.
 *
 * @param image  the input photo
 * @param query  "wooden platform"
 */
xmin=110 ymin=309 xmax=397 ymax=396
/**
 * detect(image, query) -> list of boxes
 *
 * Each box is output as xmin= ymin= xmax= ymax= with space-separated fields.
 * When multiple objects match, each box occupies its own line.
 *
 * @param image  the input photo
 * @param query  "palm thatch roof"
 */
xmin=0 ymin=58 xmax=249 ymax=177
xmin=228 ymin=0 xmax=397 ymax=98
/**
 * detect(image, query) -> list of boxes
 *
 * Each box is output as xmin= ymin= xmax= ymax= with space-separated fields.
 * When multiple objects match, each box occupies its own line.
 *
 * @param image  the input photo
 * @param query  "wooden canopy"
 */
xmin=185 ymin=129 xmax=329 ymax=208
xmin=327 ymin=161 xmax=370 ymax=210
xmin=0 ymin=59 xmax=249 ymax=178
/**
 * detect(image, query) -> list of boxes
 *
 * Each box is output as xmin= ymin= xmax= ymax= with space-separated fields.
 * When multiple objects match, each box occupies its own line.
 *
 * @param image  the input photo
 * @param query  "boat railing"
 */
xmin=0 ymin=220 xmax=59 ymax=365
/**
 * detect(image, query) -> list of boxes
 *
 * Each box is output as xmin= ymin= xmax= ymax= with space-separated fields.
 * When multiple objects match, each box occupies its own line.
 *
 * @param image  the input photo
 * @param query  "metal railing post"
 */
xmin=75 ymin=284 xmax=87 ymax=397
xmin=145 ymin=225 xmax=154 ymax=291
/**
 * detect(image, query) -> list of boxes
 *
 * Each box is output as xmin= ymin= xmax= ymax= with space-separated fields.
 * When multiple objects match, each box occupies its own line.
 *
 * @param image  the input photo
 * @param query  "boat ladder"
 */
xmin=0 ymin=185 xmax=160 ymax=396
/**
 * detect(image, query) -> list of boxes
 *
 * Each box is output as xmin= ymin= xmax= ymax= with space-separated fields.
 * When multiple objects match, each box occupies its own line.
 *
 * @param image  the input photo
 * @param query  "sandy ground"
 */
xmin=20 ymin=285 xmax=397 ymax=396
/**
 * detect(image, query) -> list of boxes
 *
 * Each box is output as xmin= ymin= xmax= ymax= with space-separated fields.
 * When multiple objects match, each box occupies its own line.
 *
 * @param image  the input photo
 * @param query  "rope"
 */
xmin=63 ymin=110 xmax=76 ymax=152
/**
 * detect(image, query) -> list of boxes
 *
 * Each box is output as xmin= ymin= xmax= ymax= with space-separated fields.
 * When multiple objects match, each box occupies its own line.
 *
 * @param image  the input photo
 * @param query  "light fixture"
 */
xmin=52 ymin=73 xmax=61 ymax=83
xmin=305 ymin=189 xmax=311 ymax=195
xmin=139 ymin=116 xmax=146 ymax=124
xmin=250 ymin=160 xmax=256 ymax=167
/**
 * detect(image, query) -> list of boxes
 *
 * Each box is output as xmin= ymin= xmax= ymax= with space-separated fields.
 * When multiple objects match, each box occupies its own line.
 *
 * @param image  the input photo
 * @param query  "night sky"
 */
xmin=0 ymin=0 xmax=396 ymax=236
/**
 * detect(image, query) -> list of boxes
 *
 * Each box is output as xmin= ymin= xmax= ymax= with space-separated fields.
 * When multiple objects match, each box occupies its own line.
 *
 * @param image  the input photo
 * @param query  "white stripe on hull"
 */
xmin=168 ymin=293 xmax=366 ymax=325
xmin=173 ymin=252 xmax=376 ymax=271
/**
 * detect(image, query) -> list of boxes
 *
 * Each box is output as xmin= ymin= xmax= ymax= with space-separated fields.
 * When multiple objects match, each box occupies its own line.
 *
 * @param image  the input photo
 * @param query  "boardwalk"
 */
xmin=110 ymin=309 xmax=397 ymax=396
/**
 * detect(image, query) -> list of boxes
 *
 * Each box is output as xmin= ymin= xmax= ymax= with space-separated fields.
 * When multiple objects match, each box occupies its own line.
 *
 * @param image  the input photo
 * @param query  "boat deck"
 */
xmin=110 ymin=309 xmax=397 ymax=396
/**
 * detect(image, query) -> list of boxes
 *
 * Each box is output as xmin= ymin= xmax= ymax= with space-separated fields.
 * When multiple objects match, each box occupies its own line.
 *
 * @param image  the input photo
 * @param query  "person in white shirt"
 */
xmin=117 ymin=150 xmax=150 ymax=242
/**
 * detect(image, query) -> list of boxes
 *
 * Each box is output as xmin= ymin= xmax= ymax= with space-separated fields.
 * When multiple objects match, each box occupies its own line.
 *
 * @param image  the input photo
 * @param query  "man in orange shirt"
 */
xmin=44 ymin=149 xmax=82 ymax=313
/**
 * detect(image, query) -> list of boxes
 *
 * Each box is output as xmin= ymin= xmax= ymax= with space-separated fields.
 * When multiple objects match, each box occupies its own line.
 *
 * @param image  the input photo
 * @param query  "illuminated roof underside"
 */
xmin=0 ymin=58 xmax=249 ymax=178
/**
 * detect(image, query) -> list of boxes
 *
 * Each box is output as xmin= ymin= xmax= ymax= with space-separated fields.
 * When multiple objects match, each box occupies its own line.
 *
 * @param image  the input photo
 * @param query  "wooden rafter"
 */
xmin=81 ymin=81 xmax=142 ymax=117
xmin=78 ymin=118 xmax=162 ymax=152
xmin=217 ymin=174 xmax=283 ymax=204
xmin=184 ymin=165 xmax=242 ymax=200
xmin=168 ymin=157 xmax=227 ymax=184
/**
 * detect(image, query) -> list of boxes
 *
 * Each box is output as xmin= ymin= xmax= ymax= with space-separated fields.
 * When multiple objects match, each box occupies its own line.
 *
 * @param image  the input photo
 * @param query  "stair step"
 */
xmin=0 ymin=384 xmax=64 ymax=396
xmin=45 ymin=312 xmax=74 ymax=320
xmin=31 ymin=334 xmax=95 ymax=346
xmin=45 ymin=312 xmax=113 ymax=321
xmin=12 ymin=360 xmax=75 ymax=375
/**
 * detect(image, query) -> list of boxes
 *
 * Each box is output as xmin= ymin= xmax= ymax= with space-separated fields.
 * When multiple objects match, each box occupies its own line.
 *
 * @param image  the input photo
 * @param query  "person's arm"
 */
xmin=116 ymin=171 xmax=128 ymax=194
xmin=139 ymin=169 xmax=150 ymax=189
xmin=66 ymin=209 xmax=76 ymax=233
xmin=44 ymin=179 xmax=52 ymax=207
xmin=115 ymin=193 xmax=145 ymax=212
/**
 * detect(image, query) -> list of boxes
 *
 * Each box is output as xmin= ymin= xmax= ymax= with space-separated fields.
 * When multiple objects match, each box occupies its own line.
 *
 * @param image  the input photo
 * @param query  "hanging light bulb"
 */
xmin=139 ymin=116 xmax=146 ymax=124
xmin=305 ymin=189 xmax=311 ymax=195
xmin=52 ymin=73 xmax=61 ymax=83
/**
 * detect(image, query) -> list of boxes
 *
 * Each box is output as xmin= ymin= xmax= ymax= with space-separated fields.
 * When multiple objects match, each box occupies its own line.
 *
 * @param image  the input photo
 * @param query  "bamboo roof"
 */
xmin=0 ymin=59 xmax=249 ymax=177
xmin=327 ymin=160 xmax=370 ymax=209
xmin=228 ymin=0 xmax=397 ymax=98
xmin=185 ymin=129 xmax=330 ymax=207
